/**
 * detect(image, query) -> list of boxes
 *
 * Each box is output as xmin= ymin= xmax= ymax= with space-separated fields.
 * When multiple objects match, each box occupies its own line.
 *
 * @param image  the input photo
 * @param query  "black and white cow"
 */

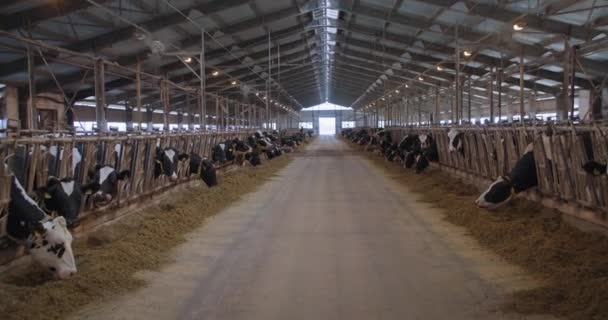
xmin=447 ymin=128 xmax=464 ymax=155
xmin=189 ymin=153 xmax=218 ymax=187
xmin=154 ymin=147 xmax=189 ymax=181
xmin=37 ymin=177 xmax=84 ymax=227
xmin=232 ymin=139 xmax=252 ymax=165
xmin=415 ymin=134 xmax=439 ymax=173
xmin=82 ymin=165 xmax=131 ymax=206
xmin=46 ymin=146 xmax=83 ymax=179
xmin=7 ymin=176 xmax=77 ymax=279
xmin=475 ymin=143 xmax=538 ymax=210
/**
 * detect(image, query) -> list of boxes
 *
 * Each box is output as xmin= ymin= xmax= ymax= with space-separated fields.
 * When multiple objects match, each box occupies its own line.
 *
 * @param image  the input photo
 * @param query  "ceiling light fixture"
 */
xmin=513 ymin=23 xmax=525 ymax=31
xmin=184 ymin=57 xmax=192 ymax=63
xmin=212 ymin=70 xmax=220 ymax=76
xmin=418 ymin=76 xmax=424 ymax=81
xmin=231 ymin=80 xmax=237 ymax=85
xmin=463 ymin=50 xmax=472 ymax=57
xmin=437 ymin=65 xmax=443 ymax=71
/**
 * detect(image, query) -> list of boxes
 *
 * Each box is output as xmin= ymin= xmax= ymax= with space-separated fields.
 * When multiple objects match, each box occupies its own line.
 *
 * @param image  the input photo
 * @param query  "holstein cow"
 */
xmin=475 ymin=131 xmax=564 ymax=209
xmin=397 ymin=134 xmax=421 ymax=169
xmin=447 ymin=128 xmax=465 ymax=155
xmin=232 ymin=138 xmax=252 ymax=165
xmin=189 ymin=153 xmax=218 ymax=187
xmin=475 ymin=143 xmax=537 ymax=210
xmin=82 ymin=165 xmax=131 ymax=206
xmin=414 ymin=134 xmax=439 ymax=173
xmin=7 ymin=176 xmax=77 ymax=279
xmin=37 ymin=177 xmax=85 ymax=227
xmin=212 ymin=143 xmax=227 ymax=163
xmin=155 ymin=147 xmax=189 ymax=181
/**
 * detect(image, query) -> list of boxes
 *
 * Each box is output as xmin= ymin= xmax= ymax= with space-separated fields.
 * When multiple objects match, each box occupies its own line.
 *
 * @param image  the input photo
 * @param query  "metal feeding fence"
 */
xmin=385 ymin=124 xmax=608 ymax=216
xmin=0 ymin=130 xmax=255 ymax=246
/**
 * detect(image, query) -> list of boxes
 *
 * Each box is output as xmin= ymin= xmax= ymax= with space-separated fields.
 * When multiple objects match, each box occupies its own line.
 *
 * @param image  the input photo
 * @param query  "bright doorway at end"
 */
xmin=319 ymin=117 xmax=336 ymax=135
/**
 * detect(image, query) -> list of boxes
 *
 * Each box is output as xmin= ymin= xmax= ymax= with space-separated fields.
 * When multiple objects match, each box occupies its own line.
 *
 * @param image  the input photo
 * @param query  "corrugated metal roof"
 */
xmin=0 ymin=0 xmax=607 ymax=111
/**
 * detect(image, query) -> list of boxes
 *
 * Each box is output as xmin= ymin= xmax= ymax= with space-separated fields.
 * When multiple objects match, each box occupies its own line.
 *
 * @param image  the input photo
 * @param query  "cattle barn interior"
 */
xmin=3 ymin=1 xmax=608 ymax=319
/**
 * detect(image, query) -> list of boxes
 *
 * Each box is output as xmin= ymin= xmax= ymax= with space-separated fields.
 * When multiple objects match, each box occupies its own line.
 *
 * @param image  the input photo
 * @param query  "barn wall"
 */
xmin=297 ymin=109 xmax=355 ymax=134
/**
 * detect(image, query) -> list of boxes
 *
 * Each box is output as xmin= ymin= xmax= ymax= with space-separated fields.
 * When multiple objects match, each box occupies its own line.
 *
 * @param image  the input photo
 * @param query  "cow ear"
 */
xmin=117 ymin=170 xmax=131 ymax=180
xmin=33 ymin=222 xmax=47 ymax=237
xmin=54 ymin=216 xmax=67 ymax=228
xmin=178 ymin=153 xmax=189 ymax=161
xmin=46 ymin=177 xmax=60 ymax=187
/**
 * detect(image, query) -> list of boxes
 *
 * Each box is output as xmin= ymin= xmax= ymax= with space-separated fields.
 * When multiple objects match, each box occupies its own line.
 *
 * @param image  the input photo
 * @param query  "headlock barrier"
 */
xmin=0 ymin=130 xmax=260 ymax=253
xmin=348 ymin=124 xmax=608 ymax=229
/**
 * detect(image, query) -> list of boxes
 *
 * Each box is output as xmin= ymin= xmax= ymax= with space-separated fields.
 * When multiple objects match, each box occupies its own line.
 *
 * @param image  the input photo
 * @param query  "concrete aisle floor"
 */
xmin=72 ymin=136 xmax=555 ymax=320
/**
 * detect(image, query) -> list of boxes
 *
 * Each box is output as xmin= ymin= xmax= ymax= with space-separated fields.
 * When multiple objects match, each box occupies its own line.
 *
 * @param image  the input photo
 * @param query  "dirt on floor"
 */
xmin=0 ymin=153 xmax=294 ymax=320
xmin=355 ymin=146 xmax=608 ymax=320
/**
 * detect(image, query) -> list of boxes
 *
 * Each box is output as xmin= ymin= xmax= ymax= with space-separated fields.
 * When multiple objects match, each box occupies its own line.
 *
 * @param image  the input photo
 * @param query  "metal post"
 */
xmin=200 ymin=30 xmax=207 ymax=130
xmin=455 ymin=27 xmax=461 ymax=125
xmin=94 ymin=58 xmax=107 ymax=132
xmin=497 ymin=68 xmax=502 ymax=123
xmin=489 ymin=67 xmax=494 ymax=124
xmin=162 ymin=80 xmax=170 ymax=130
xmin=570 ymin=45 xmax=577 ymax=120
xmin=519 ymin=52 xmax=525 ymax=121
xmin=26 ymin=44 xmax=37 ymax=130
xmin=266 ymin=33 xmax=271 ymax=129
xmin=215 ymin=95 xmax=219 ymax=131
xmin=435 ymin=87 xmax=440 ymax=125
xmin=467 ymin=74 xmax=472 ymax=123
xmin=136 ymin=60 xmax=143 ymax=131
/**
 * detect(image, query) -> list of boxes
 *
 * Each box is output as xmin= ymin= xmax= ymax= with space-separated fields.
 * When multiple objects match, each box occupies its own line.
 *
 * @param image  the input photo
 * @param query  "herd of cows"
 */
xmin=342 ymin=127 xmax=607 ymax=210
xmin=2 ymin=129 xmax=312 ymax=280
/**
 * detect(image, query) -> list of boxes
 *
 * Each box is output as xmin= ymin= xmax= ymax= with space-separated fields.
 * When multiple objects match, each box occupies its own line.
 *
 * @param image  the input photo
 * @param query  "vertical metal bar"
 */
xmin=455 ymin=27 xmax=461 ymax=125
xmin=570 ymin=45 xmax=576 ymax=120
xmin=468 ymin=74 xmax=472 ymax=124
xmin=267 ymin=33 xmax=271 ymax=129
xmin=215 ymin=95 xmax=219 ymax=131
xmin=94 ymin=58 xmax=107 ymax=132
xmin=162 ymin=80 xmax=170 ymax=130
xmin=489 ymin=67 xmax=494 ymax=124
xmin=519 ymin=52 xmax=525 ymax=120
xmin=136 ymin=60 xmax=142 ymax=131
xmin=200 ymin=30 xmax=207 ymax=130
xmin=26 ymin=45 xmax=37 ymax=129
xmin=435 ymin=87 xmax=440 ymax=125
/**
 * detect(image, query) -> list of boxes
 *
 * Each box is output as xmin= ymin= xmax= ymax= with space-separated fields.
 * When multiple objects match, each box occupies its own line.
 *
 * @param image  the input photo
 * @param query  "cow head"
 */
xmin=404 ymin=151 xmax=418 ymax=168
xmin=233 ymin=139 xmax=252 ymax=154
xmin=415 ymin=154 xmax=430 ymax=173
xmin=189 ymin=153 xmax=218 ymax=187
xmin=475 ymin=176 xmax=513 ymax=210
xmin=582 ymin=160 xmax=607 ymax=176
xmin=155 ymin=147 xmax=189 ymax=181
xmin=83 ymin=165 xmax=131 ymax=205
xmin=38 ymin=177 xmax=83 ymax=227
xmin=27 ymin=216 xmax=76 ymax=279
xmin=447 ymin=128 xmax=464 ymax=155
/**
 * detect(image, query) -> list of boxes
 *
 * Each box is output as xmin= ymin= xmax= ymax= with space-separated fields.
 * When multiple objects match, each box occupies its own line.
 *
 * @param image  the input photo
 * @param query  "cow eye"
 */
xmin=48 ymin=267 xmax=56 ymax=272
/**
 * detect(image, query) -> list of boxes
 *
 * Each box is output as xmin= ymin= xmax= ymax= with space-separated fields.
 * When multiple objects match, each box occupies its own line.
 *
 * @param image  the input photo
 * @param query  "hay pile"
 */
xmin=358 ymin=147 xmax=608 ymax=320
xmin=0 ymin=155 xmax=292 ymax=320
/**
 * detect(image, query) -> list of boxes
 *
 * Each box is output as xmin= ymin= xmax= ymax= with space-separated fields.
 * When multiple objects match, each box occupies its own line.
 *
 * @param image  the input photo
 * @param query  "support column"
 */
xmin=136 ymin=60 xmax=143 ymax=131
xmin=94 ymin=58 xmax=107 ymax=132
xmin=26 ymin=45 xmax=37 ymax=130
xmin=200 ymin=30 xmax=207 ymax=130
xmin=557 ymin=37 xmax=571 ymax=121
